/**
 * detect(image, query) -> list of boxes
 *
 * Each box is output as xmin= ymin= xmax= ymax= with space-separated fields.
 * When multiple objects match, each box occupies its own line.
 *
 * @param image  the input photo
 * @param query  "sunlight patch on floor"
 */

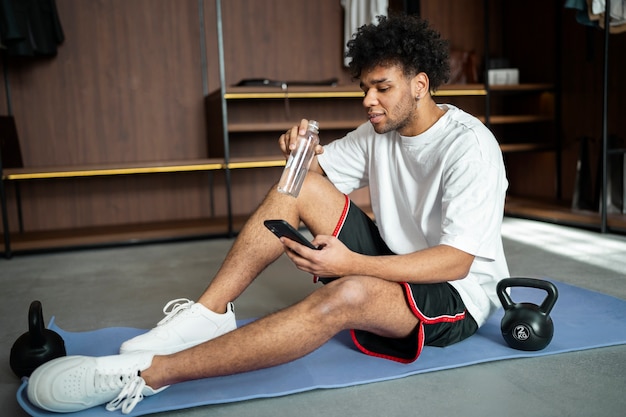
xmin=501 ymin=217 xmax=626 ymax=276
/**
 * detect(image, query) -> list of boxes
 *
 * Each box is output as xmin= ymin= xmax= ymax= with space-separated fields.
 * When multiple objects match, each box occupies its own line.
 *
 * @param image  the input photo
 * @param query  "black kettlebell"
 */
xmin=10 ymin=300 xmax=66 ymax=378
xmin=497 ymin=278 xmax=558 ymax=351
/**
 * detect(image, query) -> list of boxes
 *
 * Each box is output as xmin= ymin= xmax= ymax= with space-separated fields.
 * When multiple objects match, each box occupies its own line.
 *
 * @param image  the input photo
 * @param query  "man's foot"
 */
xmin=27 ymin=352 xmax=167 ymax=414
xmin=120 ymin=299 xmax=237 ymax=355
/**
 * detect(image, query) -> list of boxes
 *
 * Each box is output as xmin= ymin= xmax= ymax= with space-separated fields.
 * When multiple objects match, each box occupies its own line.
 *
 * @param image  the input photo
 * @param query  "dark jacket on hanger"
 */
xmin=0 ymin=0 xmax=64 ymax=57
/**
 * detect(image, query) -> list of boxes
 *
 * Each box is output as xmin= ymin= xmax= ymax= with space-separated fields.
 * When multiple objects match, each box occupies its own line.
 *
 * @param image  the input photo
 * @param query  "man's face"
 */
xmin=359 ymin=65 xmax=417 ymax=135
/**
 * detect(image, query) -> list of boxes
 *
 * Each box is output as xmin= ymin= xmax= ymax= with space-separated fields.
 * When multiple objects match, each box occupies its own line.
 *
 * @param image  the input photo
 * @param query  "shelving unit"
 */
xmin=207 ymin=83 xmax=488 ymax=159
xmin=206 ymin=68 xmax=563 ymax=232
xmin=487 ymin=84 xmax=555 ymax=131
xmin=497 ymin=0 xmax=625 ymax=234
xmin=208 ymin=83 xmax=558 ymax=159
xmin=206 ymin=83 xmax=490 ymax=232
xmin=4 ymin=0 xmax=621 ymax=257
xmin=486 ymin=83 xmax=558 ymax=162
xmin=479 ymin=0 xmax=562 ymax=213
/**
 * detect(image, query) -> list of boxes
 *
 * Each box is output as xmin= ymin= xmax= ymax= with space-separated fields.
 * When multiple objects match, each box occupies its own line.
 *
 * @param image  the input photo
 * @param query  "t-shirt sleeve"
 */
xmin=438 ymin=136 xmax=508 ymax=262
xmin=317 ymin=123 xmax=372 ymax=194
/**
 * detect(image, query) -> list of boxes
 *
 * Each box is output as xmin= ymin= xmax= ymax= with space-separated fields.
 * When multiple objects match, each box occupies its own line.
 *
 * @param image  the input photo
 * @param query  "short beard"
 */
xmin=373 ymin=95 xmax=417 ymax=135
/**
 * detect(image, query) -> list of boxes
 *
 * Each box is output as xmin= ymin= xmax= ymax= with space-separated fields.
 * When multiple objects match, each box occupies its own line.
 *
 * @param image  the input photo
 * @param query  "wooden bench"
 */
xmin=0 ymin=157 xmax=286 ymax=258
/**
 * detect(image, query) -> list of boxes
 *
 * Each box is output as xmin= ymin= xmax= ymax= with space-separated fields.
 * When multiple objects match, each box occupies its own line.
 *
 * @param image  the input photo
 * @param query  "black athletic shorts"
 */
xmin=321 ymin=195 xmax=478 ymax=363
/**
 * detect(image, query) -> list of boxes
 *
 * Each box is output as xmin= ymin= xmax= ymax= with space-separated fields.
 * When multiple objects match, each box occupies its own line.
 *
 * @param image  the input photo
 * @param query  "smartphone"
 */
xmin=263 ymin=219 xmax=319 ymax=250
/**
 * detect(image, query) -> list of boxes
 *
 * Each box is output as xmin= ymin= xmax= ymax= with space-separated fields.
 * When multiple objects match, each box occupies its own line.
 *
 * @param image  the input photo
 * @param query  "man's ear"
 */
xmin=412 ymin=72 xmax=430 ymax=99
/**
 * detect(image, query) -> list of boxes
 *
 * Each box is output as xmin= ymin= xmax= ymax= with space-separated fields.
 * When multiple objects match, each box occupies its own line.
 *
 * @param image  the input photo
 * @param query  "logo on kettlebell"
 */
xmin=512 ymin=324 xmax=530 ymax=341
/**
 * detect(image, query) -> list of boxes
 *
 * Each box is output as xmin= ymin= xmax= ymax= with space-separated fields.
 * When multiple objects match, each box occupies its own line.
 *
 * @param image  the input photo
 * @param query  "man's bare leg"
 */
xmin=143 ymin=274 xmax=419 ymax=388
xmin=197 ymin=173 xmax=347 ymax=313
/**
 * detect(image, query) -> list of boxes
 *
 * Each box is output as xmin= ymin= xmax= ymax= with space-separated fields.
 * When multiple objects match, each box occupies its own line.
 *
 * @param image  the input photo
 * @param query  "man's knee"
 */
xmin=299 ymin=172 xmax=336 ymax=197
xmin=317 ymin=277 xmax=372 ymax=313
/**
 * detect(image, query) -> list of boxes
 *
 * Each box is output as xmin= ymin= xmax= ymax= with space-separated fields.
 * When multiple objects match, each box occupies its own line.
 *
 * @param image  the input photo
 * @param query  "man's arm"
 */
xmin=282 ymin=235 xmax=474 ymax=284
xmin=352 ymin=244 xmax=475 ymax=283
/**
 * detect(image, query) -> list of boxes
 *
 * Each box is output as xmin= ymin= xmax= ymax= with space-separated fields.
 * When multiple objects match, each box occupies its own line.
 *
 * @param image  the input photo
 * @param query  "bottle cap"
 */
xmin=308 ymin=120 xmax=319 ymax=133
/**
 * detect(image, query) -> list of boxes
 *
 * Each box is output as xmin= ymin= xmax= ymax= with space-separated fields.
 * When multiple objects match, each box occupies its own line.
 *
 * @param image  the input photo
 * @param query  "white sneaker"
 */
xmin=119 ymin=298 xmax=237 ymax=355
xmin=27 ymin=352 xmax=167 ymax=414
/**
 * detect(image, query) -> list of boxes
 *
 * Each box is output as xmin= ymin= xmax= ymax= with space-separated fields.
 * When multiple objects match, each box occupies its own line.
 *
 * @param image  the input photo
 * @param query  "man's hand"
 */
xmin=278 ymin=119 xmax=325 ymax=159
xmin=280 ymin=234 xmax=355 ymax=278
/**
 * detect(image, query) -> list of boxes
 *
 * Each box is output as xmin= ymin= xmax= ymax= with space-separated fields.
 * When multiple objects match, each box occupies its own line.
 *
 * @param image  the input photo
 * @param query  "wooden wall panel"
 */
xmin=421 ymin=0 xmax=487 ymax=53
xmin=14 ymin=173 xmax=228 ymax=230
xmin=217 ymin=0 xmax=352 ymax=87
xmin=9 ymin=0 xmax=206 ymax=166
xmin=201 ymin=0 xmax=220 ymax=95
xmin=2 ymin=0 xmax=219 ymax=232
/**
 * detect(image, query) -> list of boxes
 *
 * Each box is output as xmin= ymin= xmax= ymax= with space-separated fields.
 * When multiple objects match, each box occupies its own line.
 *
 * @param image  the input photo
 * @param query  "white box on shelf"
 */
xmin=488 ymin=68 xmax=519 ymax=85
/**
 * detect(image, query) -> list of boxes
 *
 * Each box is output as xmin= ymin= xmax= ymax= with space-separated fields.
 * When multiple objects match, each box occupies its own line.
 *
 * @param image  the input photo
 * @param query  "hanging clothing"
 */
xmin=565 ymin=0 xmax=626 ymax=33
xmin=589 ymin=0 xmax=626 ymax=33
xmin=341 ymin=0 xmax=388 ymax=66
xmin=0 ymin=0 xmax=64 ymax=57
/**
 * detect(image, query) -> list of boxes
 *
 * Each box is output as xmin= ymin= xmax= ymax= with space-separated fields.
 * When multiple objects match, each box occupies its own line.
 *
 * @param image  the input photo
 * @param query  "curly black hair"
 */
xmin=346 ymin=14 xmax=450 ymax=91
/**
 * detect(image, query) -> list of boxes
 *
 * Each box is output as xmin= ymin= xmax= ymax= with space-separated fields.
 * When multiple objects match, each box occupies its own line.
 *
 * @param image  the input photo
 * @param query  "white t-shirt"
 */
xmin=317 ymin=104 xmax=510 ymax=326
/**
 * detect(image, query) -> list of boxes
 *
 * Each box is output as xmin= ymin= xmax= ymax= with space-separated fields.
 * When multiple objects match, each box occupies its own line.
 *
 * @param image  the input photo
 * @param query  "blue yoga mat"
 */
xmin=17 ymin=281 xmax=626 ymax=416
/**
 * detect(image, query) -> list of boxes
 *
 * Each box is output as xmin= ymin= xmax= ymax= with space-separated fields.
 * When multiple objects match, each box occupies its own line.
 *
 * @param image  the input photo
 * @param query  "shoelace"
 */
xmin=104 ymin=373 xmax=147 ymax=414
xmin=156 ymin=298 xmax=194 ymax=326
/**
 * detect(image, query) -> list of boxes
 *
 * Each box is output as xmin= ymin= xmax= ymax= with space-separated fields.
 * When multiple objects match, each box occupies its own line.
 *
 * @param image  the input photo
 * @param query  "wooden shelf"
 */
xmin=223 ymin=85 xmax=363 ymax=100
xmin=489 ymin=83 xmax=554 ymax=92
xmin=0 ymin=216 xmax=250 ymax=255
xmin=228 ymin=119 xmax=365 ymax=133
xmin=2 ymin=159 xmax=225 ymax=181
xmin=221 ymin=83 xmax=488 ymax=135
xmin=227 ymin=156 xmax=285 ymax=169
xmin=500 ymin=143 xmax=555 ymax=153
xmin=220 ymin=83 xmax=487 ymax=100
xmin=219 ymin=83 xmax=551 ymax=100
xmin=436 ymin=84 xmax=487 ymax=96
xmin=490 ymin=114 xmax=553 ymax=124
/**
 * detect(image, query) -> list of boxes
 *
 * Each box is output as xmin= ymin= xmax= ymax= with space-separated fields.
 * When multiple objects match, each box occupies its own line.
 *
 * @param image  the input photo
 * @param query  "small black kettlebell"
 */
xmin=497 ymin=278 xmax=558 ymax=351
xmin=10 ymin=300 xmax=66 ymax=378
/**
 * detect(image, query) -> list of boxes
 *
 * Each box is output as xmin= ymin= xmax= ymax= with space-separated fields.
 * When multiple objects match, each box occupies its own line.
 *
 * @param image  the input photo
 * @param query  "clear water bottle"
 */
xmin=277 ymin=120 xmax=320 ymax=197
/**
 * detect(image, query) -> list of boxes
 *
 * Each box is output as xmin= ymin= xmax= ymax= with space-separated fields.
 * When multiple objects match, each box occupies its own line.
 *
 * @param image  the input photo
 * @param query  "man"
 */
xmin=27 ymin=14 xmax=509 ymax=414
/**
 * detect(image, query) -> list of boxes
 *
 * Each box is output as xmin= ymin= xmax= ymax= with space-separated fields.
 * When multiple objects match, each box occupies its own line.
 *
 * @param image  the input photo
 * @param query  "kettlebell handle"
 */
xmin=28 ymin=300 xmax=46 ymax=348
xmin=497 ymin=277 xmax=558 ymax=315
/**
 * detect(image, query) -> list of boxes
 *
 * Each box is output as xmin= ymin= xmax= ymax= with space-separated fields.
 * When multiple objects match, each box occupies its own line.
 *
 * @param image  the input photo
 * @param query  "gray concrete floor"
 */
xmin=2 ymin=217 xmax=625 ymax=417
